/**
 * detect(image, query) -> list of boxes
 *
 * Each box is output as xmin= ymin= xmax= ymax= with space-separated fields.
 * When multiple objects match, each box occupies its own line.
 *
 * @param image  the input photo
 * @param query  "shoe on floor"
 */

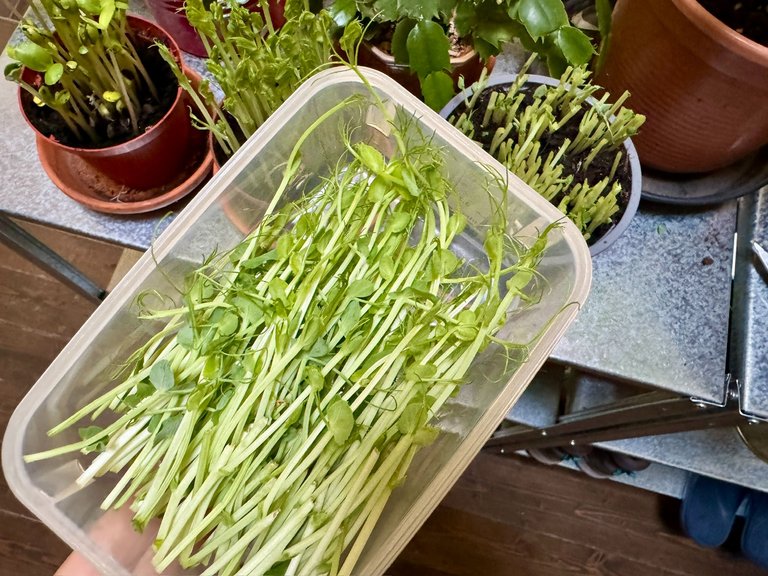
xmin=742 ymin=489 xmax=768 ymax=569
xmin=680 ymin=473 xmax=747 ymax=548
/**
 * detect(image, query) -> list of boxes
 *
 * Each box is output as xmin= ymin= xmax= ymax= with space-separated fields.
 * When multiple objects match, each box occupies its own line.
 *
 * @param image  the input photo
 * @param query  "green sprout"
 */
xmin=450 ymin=56 xmax=645 ymax=242
xmin=25 ymin=93 xmax=556 ymax=575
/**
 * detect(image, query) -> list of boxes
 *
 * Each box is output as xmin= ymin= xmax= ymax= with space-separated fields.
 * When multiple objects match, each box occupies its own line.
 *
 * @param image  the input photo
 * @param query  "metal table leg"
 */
xmin=485 ymin=369 xmax=745 ymax=453
xmin=0 ymin=214 xmax=106 ymax=303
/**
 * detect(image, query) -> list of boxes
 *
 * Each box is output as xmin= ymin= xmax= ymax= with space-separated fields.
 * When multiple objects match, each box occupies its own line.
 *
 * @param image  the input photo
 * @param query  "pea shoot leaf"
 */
xmin=337 ymin=300 xmax=361 ymax=338
xmin=177 ymin=324 xmax=195 ymax=349
xmin=346 ymin=279 xmax=375 ymax=300
xmin=79 ymin=425 xmax=106 ymax=454
xmin=326 ymin=398 xmax=354 ymax=444
xmin=398 ymin=398 xmax=427 ymax=435
xmin=156 ymin=414 xmax=182 ymax=442
xmin=149 ymin=359 xmax=174 ymax=391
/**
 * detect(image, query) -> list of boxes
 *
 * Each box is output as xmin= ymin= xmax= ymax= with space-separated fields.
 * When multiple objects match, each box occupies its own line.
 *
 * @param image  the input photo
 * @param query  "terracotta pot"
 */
xmin=146 ymin=0 xmax=286 ymax=57
xmin=440 ymin=74 xmax=642 ymax=257
xmin=20 ymin=16 xmax=194 ymax=192
xmin=595 ymin=0 xmax=768 ymax=174
xmin=357 ymin=41 xmax=494 ymax=99
xmin=30 ymin=66 xmax=212 ymax=214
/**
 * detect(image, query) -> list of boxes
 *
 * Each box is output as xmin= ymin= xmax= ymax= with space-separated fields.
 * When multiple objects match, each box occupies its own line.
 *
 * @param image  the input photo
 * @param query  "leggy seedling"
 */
xmin=450 ymin=57 xmax=645 ymax=241
xmin=5 ymin=0 xmax=163 ymax=146
xmin=159 ymin=0 xmax=336 ymax=159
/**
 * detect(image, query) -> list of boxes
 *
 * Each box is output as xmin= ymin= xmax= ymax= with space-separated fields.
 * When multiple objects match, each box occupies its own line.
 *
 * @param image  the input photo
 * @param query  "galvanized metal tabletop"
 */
xmin=4 ymin=22 xmax=768 ymax=503
xmin=733 ymin=187 xmax=768 ymax=420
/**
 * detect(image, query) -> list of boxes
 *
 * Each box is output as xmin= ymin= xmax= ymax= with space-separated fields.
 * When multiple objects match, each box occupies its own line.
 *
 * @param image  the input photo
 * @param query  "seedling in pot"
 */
xmin=159 ymin=0 xmax=337 ymax=161
xmin=5 ymin=0 xmax=169 ymax=147
xmin=449 ymin=56 xmax=645 ymax=242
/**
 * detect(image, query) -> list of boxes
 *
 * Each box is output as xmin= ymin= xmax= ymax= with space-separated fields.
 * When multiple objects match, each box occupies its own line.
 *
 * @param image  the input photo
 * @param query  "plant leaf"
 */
xmin=397 ymin=0 xmax=448 ymax=22
xmin=346 ymin=278 xmax=375 ymax=300
xmin=218 ymin=311 xmax=239 ymax=336
xmin=103 ymin=91 xmax=122 ymax=103
xmin=391 ymin=18 xmax=416 ymax=64
xmin=79 ymin=425 xmax=106 ymax=453
xmin=518 ymin=0 xmax=569 ymax=39
xmin=337 ymin=300 xmax=361 ymax=337
xmin=98 ymin=0 xmax=115 ymax=29
xmin=149 ymin=359 xmax=175 ymax=391
xmin=373 ymin=0 xmax=399 ymax=21
xmin=329 ymin=0 xmax=356 ymax=26
xmin=406 ymin=20 xmax=450 ymax=77
xmin=7 ymin=41 xmax=53 ymax=72
xmin=156 ymin=414 xmax=182 ymax=442
xmin=44 ymin=62 xmax=63 ymax=85
xmin=76 ymin=0 xmax=101 ymax=14
xmin=326 ymin=398 xmax=354 ymax=444
xmin=553 ymin=27 xmax=595 ymax=66
xmin=421 ymin=70 xmax=454 ymax=111
xmin=398 ymin=398 xmax=427 ymax=435
xmin=3 ymin=61 xmax=22 ymax=82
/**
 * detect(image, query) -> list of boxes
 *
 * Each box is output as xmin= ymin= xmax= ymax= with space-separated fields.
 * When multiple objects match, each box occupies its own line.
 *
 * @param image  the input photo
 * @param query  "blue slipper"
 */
xmin=742 ymin=490 xmax=768 ymax=569
xmin=680 ymin=473 xmax=747 ymax=548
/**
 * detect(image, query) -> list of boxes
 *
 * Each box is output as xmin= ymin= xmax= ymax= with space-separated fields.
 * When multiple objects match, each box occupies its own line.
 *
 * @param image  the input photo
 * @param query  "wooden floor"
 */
xmin=1 ymin=223 xmax=766 ymax=576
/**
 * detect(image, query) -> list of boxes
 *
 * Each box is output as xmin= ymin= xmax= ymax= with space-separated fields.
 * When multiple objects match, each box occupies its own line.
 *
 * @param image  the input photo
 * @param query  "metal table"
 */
xmin=2 ymin=23 xmax=768 ymax=493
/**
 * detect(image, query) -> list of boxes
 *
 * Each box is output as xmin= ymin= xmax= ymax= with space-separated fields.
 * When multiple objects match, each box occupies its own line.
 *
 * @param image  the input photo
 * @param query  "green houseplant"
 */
xmin=4 ymin=0 xmax=205 ymax=201
xmin=442 ymin=57 xmax=645 ymax=254
xmin=332 ymin=0 xmax=596 ymax=110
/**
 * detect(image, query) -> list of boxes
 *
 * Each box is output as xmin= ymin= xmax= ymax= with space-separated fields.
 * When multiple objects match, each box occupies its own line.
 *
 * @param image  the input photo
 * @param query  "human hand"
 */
xmin=53 ymin=506 xmax=182 ymax=575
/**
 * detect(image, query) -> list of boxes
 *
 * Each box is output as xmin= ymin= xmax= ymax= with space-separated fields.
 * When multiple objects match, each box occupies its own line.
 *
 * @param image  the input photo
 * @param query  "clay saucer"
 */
xmin=36 ymin=126 xmax=213 ymax=215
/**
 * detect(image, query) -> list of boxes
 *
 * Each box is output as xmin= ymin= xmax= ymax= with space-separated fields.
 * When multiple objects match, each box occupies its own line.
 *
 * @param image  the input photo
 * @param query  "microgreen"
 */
xmin=25 ymin=90 xmax=556 ymax=575
xmin=159 ymin=0 xmax=338 ymax=159
xmin=5 ymin=0 xmax=161 ymax=145
xmin=450 ymin=56 xmax=645 ymax=242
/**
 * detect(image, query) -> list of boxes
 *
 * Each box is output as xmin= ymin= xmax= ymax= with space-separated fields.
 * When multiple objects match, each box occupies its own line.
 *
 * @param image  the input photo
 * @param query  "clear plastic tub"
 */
xmin=2 ymin=67 xmax=591 ymax=575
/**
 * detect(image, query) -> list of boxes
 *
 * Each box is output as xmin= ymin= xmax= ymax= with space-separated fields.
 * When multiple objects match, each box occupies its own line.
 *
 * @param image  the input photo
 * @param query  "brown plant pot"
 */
xmin=595 ymin=0 xmax=768 ymax=174
xmin=357 ymin=41 xmax=494 ymax=99
xmin=19 ymin=15 xmax=195 ymax=192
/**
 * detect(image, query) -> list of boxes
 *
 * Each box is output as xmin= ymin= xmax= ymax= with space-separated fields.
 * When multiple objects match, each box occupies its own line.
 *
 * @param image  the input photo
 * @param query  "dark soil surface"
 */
xmin=450 ymin=84 xmax=633 ymax=245
xmin=698 ymin=0 xmax=768 ymax=46
xmin=21 ymin=29 xmax=179 ymax=149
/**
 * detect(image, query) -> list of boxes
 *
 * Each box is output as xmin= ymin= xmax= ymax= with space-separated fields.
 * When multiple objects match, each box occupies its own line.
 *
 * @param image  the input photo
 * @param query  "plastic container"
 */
xmin=440 ymin=73 xmax=642 ymax=258
xmin=2 ymin=67 xmax=591 ymax=576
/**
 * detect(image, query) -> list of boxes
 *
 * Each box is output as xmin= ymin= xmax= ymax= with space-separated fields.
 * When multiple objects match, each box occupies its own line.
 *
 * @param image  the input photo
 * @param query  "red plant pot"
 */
xmin=146 ymin=0 xmax=286 ymax=57
xmin=19 ymin=16 xmax=194 ymax=192
xmin=596 ymin=0 xmax=768 ymax=174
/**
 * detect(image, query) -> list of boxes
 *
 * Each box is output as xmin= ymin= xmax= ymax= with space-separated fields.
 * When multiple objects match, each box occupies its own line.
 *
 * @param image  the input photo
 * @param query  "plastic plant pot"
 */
xmin=18 ymin=16 xmax=196 ymax=193
xmin=2 ymin=67 xmax=591 ymax=576
xmin=440 ymin=73 xmax=642 ymax=258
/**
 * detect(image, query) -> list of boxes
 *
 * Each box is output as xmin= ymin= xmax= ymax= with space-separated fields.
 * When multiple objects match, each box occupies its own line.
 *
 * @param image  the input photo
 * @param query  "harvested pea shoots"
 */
xmin=26 ymin=94 xmax=555 ymax=575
